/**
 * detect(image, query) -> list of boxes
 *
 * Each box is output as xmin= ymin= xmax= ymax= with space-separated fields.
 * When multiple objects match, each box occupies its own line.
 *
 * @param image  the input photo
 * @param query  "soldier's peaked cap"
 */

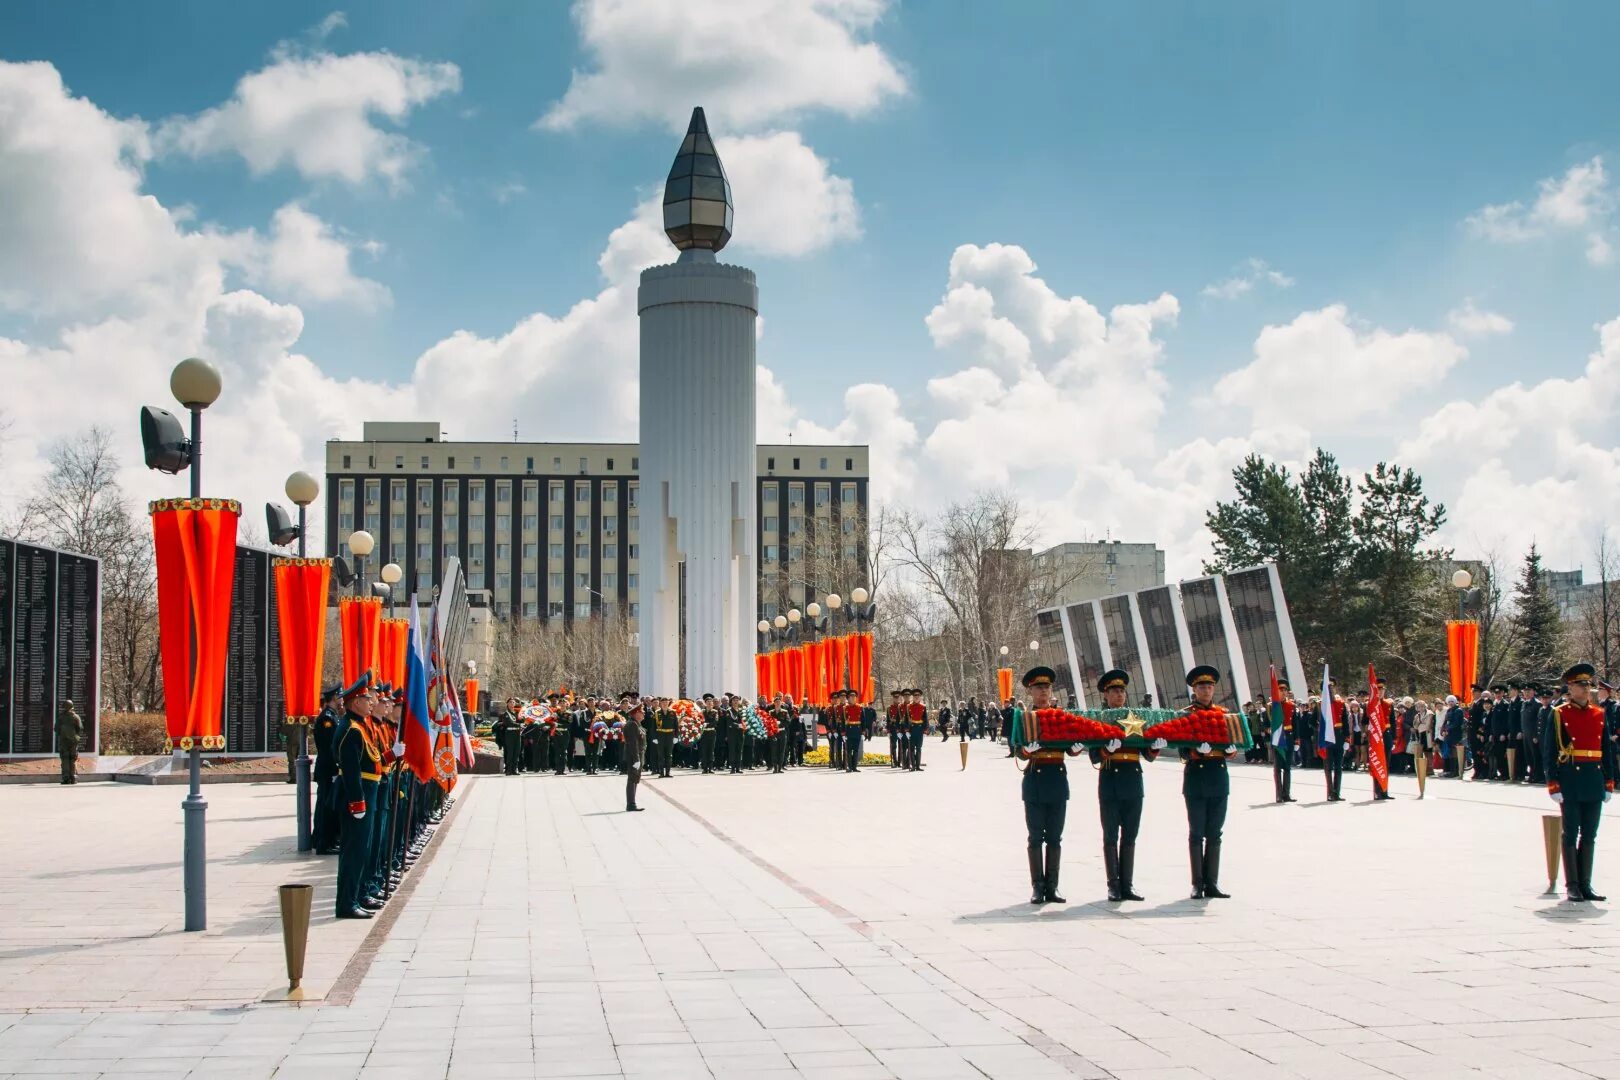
xmin=1186 ymin=665 xmax=1220 ymax=687
xmin=342 ymin=671 xmax=372 ymax=699
xmin=1022 ymin=666 xmax=1056 ymax=688
xmin=1564 ymin=662 xmax=1598 ymax=684
xmin=1097 ymin=669 xmax=1130 ymax=693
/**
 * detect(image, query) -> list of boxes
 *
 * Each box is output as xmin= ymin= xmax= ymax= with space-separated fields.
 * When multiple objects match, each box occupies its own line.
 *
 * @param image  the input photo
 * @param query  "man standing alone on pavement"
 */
xmin=55 ymin=699 xmax=83 ymax=785
xmin=623 ymin=700 xmax=646 ymax=812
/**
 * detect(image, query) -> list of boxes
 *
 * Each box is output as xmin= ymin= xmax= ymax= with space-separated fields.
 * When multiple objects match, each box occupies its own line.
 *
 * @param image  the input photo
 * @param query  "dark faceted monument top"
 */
xmin=663 ymin=107 xmax=733 ymax=253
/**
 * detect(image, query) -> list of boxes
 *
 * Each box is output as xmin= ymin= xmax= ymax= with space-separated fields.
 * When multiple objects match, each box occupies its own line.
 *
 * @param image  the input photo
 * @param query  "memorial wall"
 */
xmin=0 ymin=538 xmax=100 ymax=754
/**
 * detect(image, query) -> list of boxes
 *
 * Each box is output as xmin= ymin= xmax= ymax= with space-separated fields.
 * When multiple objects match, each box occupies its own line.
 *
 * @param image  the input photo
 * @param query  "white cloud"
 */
xmin=539 ymin=0 xmax=907 ymax=133
xmin=1446 ymin=299 xmax=1513 ymax=338
xmin=1214 ymin=304 xmax=1465 ymax=427
xmin=1200 ymin=257 xmax=1294 ymax=301
xmin=1465 ymin=156 xmax=1616 ymax=265
xmin=158 ymin=49 xmax=461 ymax=185
xmin=720 ymin=132 xmax=860 ymax=256
xmin=224 ymin=203 xmax=390 ymax=309
xmin=312 ymin=11 xmax=348 ymax=39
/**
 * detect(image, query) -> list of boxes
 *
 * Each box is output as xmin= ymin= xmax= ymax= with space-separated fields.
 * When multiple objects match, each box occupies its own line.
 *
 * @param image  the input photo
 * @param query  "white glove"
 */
xmin=1023 ymin=743 xmax=1041 ymax=755
xmin=352 ymin=810 xmax=366 ymax=819
xmin=392 ymin=741 xmax=405 ymax=757
xmin=1550 ymin=791 xmax=1563 ymax=804
xmin=1197 ymin=742 xmax=1212 ymax=754
xmin=1225 ymin=745 xmax=1238 ymax=754
xmin=1106 ymin=739 xmax=1123 ymax=752
xmin=1152 ymin=738 xmax=1167 ymax=750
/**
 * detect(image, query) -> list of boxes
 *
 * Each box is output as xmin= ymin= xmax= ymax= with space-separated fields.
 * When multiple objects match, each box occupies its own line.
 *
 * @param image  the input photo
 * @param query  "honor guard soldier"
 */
xmin=654 ymin=698 xmax=677 ymax=778
xmin=907 ymin=690 xmax=927 ymax=771
xmin=894 ymin=693 xmax=907 ymax=767
xmin=623 ymin=699 xmax=646 ymax=811
xmin=698 ymin=695 xmax=719 ymax=773
xmin=551 ymin=698 xmax=571 ymax=774
xmin=1180 ymin=665 xmax=1237 ymax=900
xmin=1088 ymin=670 xmax=1164 ymax=902
xmin=312 ymin=685 xmax=342 ymax=853
xmin=842 ymin=689 xmax=865 ymax=771
xmin=726 ymin=696 xmax=747 ymax=773
xmin=335 ymin=673 xmax=379 ymax=919
xmin=825 ymin=694 xmax=844 ymax=769
xmin=1545 ymin=663 xmax=1615 ymax=901
xmin=1272 ymin=679 xmax=1297 ymax=803
xmin=1323 ymin=684 xmax=1348 ymax=801
xmin=1015 ymin=666 xmax=1083 ymax=905
xmin=1488 ymin=683 xmax=1512 ymax=779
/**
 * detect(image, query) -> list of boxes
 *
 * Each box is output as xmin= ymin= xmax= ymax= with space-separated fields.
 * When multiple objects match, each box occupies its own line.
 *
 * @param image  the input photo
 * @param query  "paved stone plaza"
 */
xmin=2 ymin=744 xmax=1620 ymax=1078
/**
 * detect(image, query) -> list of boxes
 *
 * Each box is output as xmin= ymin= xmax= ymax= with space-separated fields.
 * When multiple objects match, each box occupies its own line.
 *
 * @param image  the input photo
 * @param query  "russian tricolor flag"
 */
xmin=401 ymin=596 xmax=436 ymax=780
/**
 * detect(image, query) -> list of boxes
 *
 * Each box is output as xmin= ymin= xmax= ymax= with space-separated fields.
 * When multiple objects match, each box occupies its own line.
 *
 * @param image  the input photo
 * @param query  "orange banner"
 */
xmin=464 ymin=678 xmax=480 ymax=715
xmin=379 ymin=618 xmax=410 ymax=687
xmin=339 ymin=596 xmax=383 ymax=686
xmin=997 ymin=667 xmax=1015 ymax=705
xmin=848 ymin=631 xmax=874 ymax=705
xmin=1446 ymin=620 xmax=1479 ymax=703
xmin=827 ymin=634 xmax=847 ymax=695
xmin=150 ymin=498 xmax=241 ymax=752
xmin=273 ymin=558 xmax=331 ymax=722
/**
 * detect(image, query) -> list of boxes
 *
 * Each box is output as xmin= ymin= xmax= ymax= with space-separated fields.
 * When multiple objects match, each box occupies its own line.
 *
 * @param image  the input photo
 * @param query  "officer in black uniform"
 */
xmin=1488 ymin=683 xmax=1512 ymax=779
xmin=493 ymin=698 xmax=522 ymax=776
xmin=1088 ymin=669 xmax=1163 ymax=902
xmin=1467 ymin=685 xmax=1491 ymax=779
xmin=310 ymin=685 xmax=344 ymax=853
xmin=1015 ymin=666 xmax=1083 ymax=905
xmin=1180 ymin=665 xmax=1237 ymax=900
xmin=334 ymin=672 xmax=379 ymax=919
xmin=1527 ymin=684 xmax=1551 ymax=785
xmin=698 ymin=694 xmax=719 ymax=773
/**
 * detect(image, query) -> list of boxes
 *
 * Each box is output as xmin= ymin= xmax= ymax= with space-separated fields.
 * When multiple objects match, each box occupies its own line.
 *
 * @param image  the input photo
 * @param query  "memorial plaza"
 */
xmin=2 ymin=745 xmax=1619 ymax=1080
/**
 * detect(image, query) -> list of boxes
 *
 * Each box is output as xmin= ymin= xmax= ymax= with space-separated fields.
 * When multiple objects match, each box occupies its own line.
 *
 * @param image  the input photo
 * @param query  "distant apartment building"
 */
xmin=1035 ymin=540 xmax=1167 ymax=608
xmin=323 ymin=422 xmax=870 ymax=624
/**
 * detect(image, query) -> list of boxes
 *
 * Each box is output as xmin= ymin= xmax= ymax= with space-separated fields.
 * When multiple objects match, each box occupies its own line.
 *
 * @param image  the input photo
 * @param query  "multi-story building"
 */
xmin=323 ymin=422 xmax=870 ymax=624
xmin=1035 ymin=540 xmax=1166 ymax=608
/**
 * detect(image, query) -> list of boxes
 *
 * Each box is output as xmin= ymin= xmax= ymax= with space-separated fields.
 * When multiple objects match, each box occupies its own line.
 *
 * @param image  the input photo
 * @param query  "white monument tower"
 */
xmin=638 ymin=107 xmax=758 ymax=698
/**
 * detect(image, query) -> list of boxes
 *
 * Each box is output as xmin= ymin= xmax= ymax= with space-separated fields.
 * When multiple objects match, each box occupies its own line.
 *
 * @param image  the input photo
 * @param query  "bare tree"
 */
xmin=487 ymin=612 xmax=639 ymax=700
xmin=1473 ymin=548 xmax=1519 ymax=688
xmin=1573 ymin=526 xmax=1619 ymax=682
xmin=14 ymin=427 xmax=162 ymax=712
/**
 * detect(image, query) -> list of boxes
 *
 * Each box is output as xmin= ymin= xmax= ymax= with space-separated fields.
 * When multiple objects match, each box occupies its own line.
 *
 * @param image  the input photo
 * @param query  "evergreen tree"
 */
xmin=1352 ymin=462 xmax=1449 ymax=690
xmin=1511 ymin=543 xmax=1564 ymax=681
xmin=1203 ymin=455 xmax=1306 ymax=574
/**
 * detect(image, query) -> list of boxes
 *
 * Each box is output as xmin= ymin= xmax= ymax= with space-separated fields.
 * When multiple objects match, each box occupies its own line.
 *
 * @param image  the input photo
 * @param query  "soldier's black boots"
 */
xmin=1044 ymin=844 xmax=1066 ymax=904
xmin=1580 ymin=841 xmax=1605 ymax=901
xmin=1103 ymin=843 xmax=1122 ymax=902
xmin=1119 ymin=844 xmax=1144 ymax=901
xmin=1203 ymin=840 xmax=1229 ymax=899
xmin=1189 ymin=839 xmax=1205 ymax=899
xmin=1027 ymin=844 xmax=1046 ymax=905
xmin=1564 ymin=842 xmax=1583 ymax=901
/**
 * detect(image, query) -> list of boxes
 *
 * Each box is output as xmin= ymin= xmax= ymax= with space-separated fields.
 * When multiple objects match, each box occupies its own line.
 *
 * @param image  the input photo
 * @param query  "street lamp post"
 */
xmin=349 ymin=530 xmax=375 ymax=600
xmin=284 ymin=471 xmax=320 ymax=853
xmin=170 ymin=358 xmax=221 ymax=933
xmin=381 ymin=562 xmax=403 ymax=617
xmin=1452 ymin=568 xmax=1472 ymax=619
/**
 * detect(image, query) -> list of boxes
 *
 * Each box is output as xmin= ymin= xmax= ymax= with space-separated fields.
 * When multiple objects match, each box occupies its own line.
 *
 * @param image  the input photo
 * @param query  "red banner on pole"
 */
xmin=150 ymin=498 xmax=240 ymax=752
xmin=827 ymin=634 xmax=847 ymax=694
xmin=1446 ymin=620 xmax=1479 ymax=703
xmin=273 ymin=557 xmax=331 ymax=722
xmin=379 ymin=618 xmax=409 ymax=687
xmin=339 ymin=596 xmax=383 ymax=686
xmin=997 ymin=667 xmax=1015 ymax=705
xmin=1367 ymin=663 xmax=1389 ymax=793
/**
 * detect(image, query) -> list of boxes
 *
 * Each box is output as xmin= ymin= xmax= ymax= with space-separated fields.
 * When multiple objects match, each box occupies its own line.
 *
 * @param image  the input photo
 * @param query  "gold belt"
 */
xmin=361 ymin=771 xmax=381 ymax=781
xmin=1105 ymin=753 xmax=1141 ymax=763
xmin=1571 ymin=750 xmax=1603 ymax=760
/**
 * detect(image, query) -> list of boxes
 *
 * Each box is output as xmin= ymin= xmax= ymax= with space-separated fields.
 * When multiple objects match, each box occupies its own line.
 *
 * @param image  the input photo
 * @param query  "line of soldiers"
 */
xmin=310 ymin=673 xmax=450 ymax=920
xmin=884 ymin=689 xmax=929 ymax=771
xmin=1015 ymin=663 xmax=1236 ymax=906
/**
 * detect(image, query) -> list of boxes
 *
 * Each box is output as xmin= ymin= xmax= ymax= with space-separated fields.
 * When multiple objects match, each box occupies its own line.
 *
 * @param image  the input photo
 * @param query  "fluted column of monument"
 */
xmin=638 ymin=107 xmax=758 ymax=698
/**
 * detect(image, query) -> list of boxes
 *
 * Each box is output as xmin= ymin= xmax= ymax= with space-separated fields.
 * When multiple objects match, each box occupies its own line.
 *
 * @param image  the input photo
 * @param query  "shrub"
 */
xmin=100 ymin=712 xmax=168 ymax=755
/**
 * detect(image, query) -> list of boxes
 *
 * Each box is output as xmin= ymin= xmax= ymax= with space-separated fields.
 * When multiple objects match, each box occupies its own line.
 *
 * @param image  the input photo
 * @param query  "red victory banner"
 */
xmin=339 ymin=596 xmax=384 ymax=686
xmin=150 ymin=498 xmax=241 ymax=752
xmin=754 ymin=654 xmax=772 ymax=699
xmin=272 ymin=557 xmax=331 ymax=723
xmin=827 ymin=634 xmax=847 ymax=694
xmin=848 ymin=631 xmax=874 ymax=704
xmin=1367 ymin=664 xmax=1390 ymax=793
xmin=1446 ymin=620 xmax=1479 ymax=703
xmin=379 ymin=618 xmax=410 ymax=687
xmin=464 ymin=678 xmax=480 ymax=715
xmin=996 ymin=667 xmax=1015 ymax=705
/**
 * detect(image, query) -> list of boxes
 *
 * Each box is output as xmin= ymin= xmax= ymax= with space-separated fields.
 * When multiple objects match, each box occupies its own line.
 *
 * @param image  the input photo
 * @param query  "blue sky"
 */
xmin=2 ymin=1 xmax=1618 ymax=573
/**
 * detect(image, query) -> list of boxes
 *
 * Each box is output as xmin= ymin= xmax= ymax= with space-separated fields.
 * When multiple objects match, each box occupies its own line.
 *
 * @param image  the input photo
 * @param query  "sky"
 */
xmin=2 ymin=0 xmax=1618 ymax=579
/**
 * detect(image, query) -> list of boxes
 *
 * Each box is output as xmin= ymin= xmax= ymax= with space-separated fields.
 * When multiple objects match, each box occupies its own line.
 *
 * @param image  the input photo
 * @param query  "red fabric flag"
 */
xmin=150 ymin=498 xmax=240 ymax=752
xmin=827 ymin=635 xmax=847 ymax=694
xmin=1367 ymin=663 xmax=1389 ymax=794
xmin=273 ymin=557 xmax=331 ymax=722
xmin=339 ymin=596 xmax=383 ymax=686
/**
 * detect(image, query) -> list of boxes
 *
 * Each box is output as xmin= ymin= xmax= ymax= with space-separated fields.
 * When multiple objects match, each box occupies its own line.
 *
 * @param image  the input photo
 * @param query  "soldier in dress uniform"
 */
xmin=1271 ymin=678 xmax=1297 ymax=803
xmin=335 ymin=673 xmax=380 ymax=919
xmin=1015 ymin=666 xmax=1083 ymax=905
xmin=842 ymin=689 xmax=865 ymax=771
xmin=825 ymin=694 xmax=844 ymax=770
xmin=654 ymin=697 xmax=678 ymax=778
xmin=1180 ymin=665 xmax=1237 ymax=900
xmin=312 ymin=685 xmax=343 ymax=853
xmin=551 ymin=698 xmax=572 ymax=775
xmin=1089 ymin=669 xmax=1164 ymax=902
xmin=726 ymin=695 xmax=746 ymax=774
xmin=623 ymin=699 xmax=646 ymax=811
xmin=1322 ymin=683 xmax=1348 ymax=801
xmin=887 ymin=690 xmax=903 ymax=767
xmin=907 ymin=690 xmax=927 ymax=771
xmin=1545 ymin=663 xmax=1615 ymax=901
xmin=698 ymin=694 xmax=719 ymax=773
xmin=1488 ymin=683 xmax=1512 ymax=779
xmin=1527 ymin=684 xmax=1551 ymax=785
